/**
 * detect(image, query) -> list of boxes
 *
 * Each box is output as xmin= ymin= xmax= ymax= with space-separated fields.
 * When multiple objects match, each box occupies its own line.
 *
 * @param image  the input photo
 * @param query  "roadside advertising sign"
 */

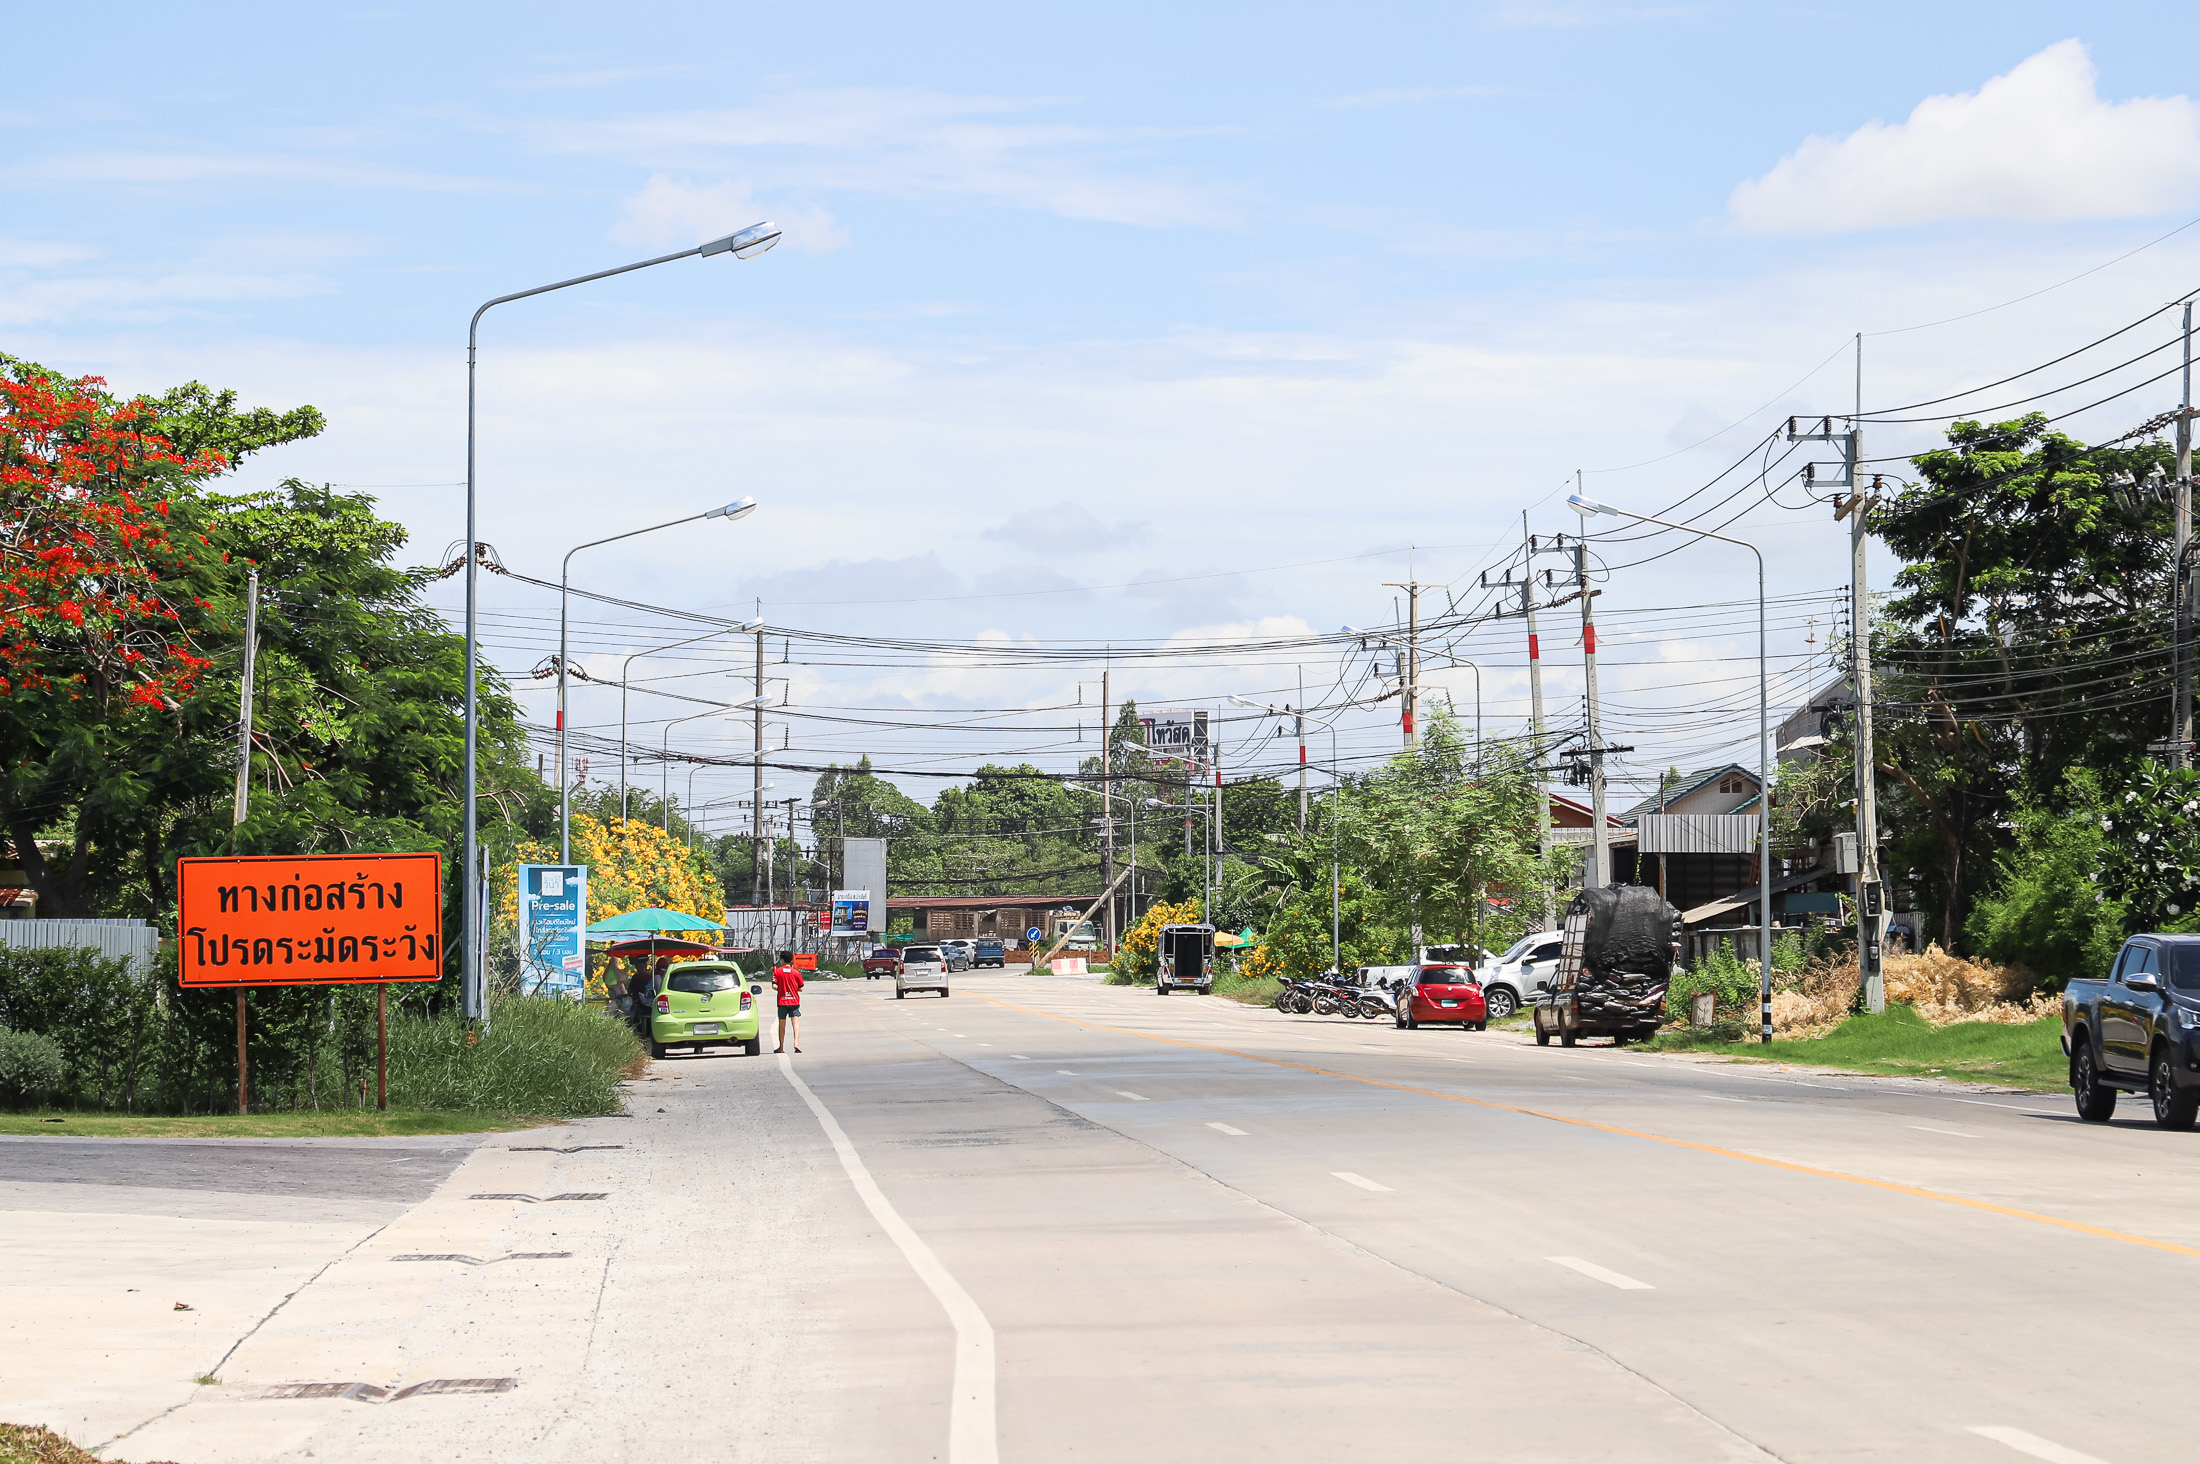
xmin=792 ymin=953 xmax=818 ymax=970
xmin=1139 ymin=710 xmax=1209 ymax=769
xmin=176 ymin=852 xmax=443 ymax=987
xmin=830 ymin=888 xmax=871 ymax=938
xmin=518 ymin=864 xmax=588 ymax=998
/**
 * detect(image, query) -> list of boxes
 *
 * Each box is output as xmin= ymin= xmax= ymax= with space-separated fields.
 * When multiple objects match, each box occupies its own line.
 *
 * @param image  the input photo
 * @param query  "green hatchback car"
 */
xmin=650 ymin=961 xmax=765 ymax=1058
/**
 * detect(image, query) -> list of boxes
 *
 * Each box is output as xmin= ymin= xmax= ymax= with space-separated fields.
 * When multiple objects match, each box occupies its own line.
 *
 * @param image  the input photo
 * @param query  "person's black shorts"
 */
xmin=777 ymin=1003 xmax=801 ymax=1019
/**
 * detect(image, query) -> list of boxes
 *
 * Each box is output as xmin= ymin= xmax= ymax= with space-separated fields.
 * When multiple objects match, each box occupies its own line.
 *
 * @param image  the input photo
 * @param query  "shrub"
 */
xmin=0 ymin=1026 xmax=66 ymax=1104
xmin=386 ymin=995 xmax=640 ymax=1117
xmin=1665 ymin=944 xmax=1761 ymax=1025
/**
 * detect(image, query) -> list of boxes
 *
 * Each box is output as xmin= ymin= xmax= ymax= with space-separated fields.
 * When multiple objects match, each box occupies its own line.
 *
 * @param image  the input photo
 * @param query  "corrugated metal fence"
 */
xmin=0 ymin=919 xmax=161 ymax=979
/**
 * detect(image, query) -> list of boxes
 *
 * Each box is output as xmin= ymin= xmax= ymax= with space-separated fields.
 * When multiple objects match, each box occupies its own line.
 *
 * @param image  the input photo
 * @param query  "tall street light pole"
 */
xmin=1571 ymin=492 xmax=1773 ymax=1044
xmin=560 ymin=499 xmax=756 ymax=860
xmin=1231 ymin=696 xmax=1342 ymax=976
xmin=462 ymin=220 xmax=780 ymax=1021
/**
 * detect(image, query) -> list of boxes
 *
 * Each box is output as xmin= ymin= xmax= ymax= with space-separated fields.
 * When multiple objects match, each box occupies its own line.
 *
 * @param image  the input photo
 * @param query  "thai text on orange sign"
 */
xmin=176 ymin=852 xmax=443 ymax=986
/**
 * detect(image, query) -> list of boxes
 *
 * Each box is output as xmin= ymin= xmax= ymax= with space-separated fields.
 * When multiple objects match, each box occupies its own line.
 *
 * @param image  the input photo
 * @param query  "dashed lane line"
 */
xmin=1910 ymin=1126 xmax=1978 ymax=1139
xmin=969 ymin=991 xmax=2200 ymax=1262
xmin=1332 ymin=1171 xmax=1392 ymax=1192
xmin=1550 ymin=1256 xmax=1655 ymax=1291
xmin=1206 ymin=1122 xmax=1248 ymax=1135
xmin=1114 ymin=1091 xmax=1149 ymax=1101
xmin=1966 ymin=1425 xmax=2114 ymax=1464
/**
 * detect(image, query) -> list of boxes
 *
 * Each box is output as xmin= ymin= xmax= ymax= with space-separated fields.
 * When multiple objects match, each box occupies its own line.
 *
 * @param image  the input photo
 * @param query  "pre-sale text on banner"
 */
xmin=176 ymin=852 xmax=443 ymax=987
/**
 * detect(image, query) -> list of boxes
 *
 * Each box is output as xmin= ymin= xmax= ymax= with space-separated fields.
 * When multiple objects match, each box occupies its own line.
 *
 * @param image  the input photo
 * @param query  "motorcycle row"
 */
xmin=1272 ymin=973 xmax=1401 ymax=1020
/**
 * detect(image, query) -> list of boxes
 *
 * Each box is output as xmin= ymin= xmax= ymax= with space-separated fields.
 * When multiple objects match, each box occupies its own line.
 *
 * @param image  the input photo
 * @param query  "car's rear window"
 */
xmin=668 ymin=968 xmax=740 ymax=994
xmin=1419 ymin=968 xmax=1473 ymax=986
xmin=906 ymin=948 xmax=943 ymax=961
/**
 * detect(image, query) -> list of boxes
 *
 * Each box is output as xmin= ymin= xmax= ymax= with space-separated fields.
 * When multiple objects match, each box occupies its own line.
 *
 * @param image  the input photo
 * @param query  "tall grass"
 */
xmin=387 ymin=997 xmax=641 ymax=1118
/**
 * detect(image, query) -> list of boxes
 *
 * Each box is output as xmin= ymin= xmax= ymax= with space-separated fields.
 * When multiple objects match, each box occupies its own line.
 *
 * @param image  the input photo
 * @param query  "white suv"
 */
xmin=897 ymin=946 xmax=952 ymax=999
xmin=1476 ymin=933 xmax=1566 ymax=1019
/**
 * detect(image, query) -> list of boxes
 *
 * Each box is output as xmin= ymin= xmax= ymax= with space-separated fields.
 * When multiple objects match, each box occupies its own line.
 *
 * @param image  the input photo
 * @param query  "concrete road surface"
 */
xmin=5 ymin=973 xmax=2193 ymax=1463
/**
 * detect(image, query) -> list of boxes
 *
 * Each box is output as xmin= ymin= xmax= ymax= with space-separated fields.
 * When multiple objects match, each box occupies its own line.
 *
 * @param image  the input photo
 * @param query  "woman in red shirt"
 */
xmin=772 ymin=956 xmax=804 ymax=1053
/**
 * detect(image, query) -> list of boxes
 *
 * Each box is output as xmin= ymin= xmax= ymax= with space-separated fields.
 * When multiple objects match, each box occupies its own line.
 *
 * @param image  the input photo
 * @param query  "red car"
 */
xmin=1395 ymin=964 xmax=1489 ymax=1031
xmin=861 ymin=947 xmax=902 ymax=980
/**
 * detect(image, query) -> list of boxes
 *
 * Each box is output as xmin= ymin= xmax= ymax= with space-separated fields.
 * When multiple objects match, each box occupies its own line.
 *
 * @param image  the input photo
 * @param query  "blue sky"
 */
xmin=10 ymin=2 xmax=2200 ymax=802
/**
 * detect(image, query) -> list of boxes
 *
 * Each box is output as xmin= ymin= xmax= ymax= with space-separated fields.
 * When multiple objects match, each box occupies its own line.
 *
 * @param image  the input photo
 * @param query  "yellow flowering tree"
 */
xmin=1113 ymin=897 xmax=1202 ymax=983
xmin=493 ymin=814 xmax=726 ymax=998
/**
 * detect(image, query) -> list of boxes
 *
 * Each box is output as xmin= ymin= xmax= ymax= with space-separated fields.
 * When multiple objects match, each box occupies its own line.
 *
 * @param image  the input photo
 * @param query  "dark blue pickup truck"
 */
xmin=2062 ymin=933 xmax=2200 ymax=1128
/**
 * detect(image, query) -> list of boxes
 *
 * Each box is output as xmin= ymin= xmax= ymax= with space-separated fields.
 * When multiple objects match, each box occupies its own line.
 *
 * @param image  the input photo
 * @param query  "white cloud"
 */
xmin=980 ymin=502 xmax=1149 ymax=552
xmin=539 ymin=87 xmax=1239 ymax=229
xmin=1730 ymin=40 xmax=2200 ymax=233
xmin=11 ymin=149 xmax=513 ymax=194
xmin=611 ymin=174 xmax=848 ymax=253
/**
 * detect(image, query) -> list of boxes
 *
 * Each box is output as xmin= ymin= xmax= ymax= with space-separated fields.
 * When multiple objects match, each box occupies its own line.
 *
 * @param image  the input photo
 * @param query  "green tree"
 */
xmin=1871 ymin=412 xmax=2177 ymax=947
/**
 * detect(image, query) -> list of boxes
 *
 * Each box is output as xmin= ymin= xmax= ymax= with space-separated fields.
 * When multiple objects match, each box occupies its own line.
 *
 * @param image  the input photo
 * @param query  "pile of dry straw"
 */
xmin=1765 ymin=944 xmax=2059 ymax=1040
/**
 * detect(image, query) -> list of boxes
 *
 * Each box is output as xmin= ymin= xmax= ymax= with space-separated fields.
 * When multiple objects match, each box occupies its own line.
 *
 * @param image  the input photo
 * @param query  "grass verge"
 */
xmin=2 ymin=1423 xmax=175 ymax=1464
xmin=1644 ymin=1005 xmax=2068 ymax=1092
xmin=0 ymin=1109 xmax=558 ymax=1138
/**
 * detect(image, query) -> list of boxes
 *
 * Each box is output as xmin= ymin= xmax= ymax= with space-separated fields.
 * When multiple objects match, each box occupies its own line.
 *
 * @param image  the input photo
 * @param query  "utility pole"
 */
xmin=1382 ymin=575 xmax=1424 ymax=746
xmin=1522 ymin=518 xmax=1553 ymax=926
xmin=232 ymin=570 xmax=260 ymax=826
xmin=2176 ymin=303 xmax=2195 ymax=771
xmin=1571 ymin=494 xmax=1611 ymax=889
xmin=231 ymin=568 xmax=259 ymax=1116
xmin=1100 ymin=667 xmax=1115 ymax=951
xmin=1481 ymin=518 xmax=1557 ymax=927
xmin=1295 ymin=665 xmax=1307 ymax=837
xmin=1796 ymin=391 xmax=1884 ymax=1011
xmin=751 ymin=599 xmax=765 ymax=912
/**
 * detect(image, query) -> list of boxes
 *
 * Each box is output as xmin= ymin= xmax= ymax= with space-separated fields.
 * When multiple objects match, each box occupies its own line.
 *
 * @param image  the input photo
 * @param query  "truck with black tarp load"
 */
xmin=1532 ymin=885 xmax=1683 ymax=1047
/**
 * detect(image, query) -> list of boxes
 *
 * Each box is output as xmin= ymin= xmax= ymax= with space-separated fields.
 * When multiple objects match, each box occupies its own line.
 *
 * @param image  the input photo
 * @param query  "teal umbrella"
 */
xmin=585 ymin=907 xmax=726 ymax=937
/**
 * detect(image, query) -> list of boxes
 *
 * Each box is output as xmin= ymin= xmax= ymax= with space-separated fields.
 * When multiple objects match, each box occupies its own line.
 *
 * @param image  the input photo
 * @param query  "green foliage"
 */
xmin=1870 ymin=413 xmax=2178 ymax=948
xmin=1339 ymin=715 xmax=1563 ymax=951
xmin=384 ymin=997 xmax=639 ymax=1118
xmin=1665 ymin=944 xmax=1761 ymax=1024
xmin=0 ymin=1026 xmax=66 ymax=1103
xmin=1966 ymin=768 xmax=2128 ymax=986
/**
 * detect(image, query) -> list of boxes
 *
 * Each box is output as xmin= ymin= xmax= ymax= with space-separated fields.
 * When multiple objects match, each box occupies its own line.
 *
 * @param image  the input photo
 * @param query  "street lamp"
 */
xmin=559 ymin=498 xmax=757 ymax=860
xmin=618 ymin=630 xmax=765 ymax=818
xmin=1232 ymin=695 xmax=1343 ymax=977
xmin=461 ymin=220 xmax=780 ymax=1020
xmin=660 ymin=705 xmax=748 ymax=832
xmin=1569 ymin=491 xmax=1773 ymax=1043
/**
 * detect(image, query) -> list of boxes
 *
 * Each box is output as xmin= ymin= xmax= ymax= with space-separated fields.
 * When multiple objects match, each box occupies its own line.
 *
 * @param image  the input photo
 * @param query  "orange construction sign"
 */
xmin=791 ymin=953 xmax=818 ymax=970
xmin=177 ymin=852 xmax=443 ymax=987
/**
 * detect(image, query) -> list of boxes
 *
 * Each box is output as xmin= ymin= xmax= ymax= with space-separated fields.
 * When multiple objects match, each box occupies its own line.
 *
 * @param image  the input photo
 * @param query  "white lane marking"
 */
xmin=1332 ymin=1171 xmax=1393 ymax=1192
xmin=976 ymin=1043 xmax=992 ymax=1047
xmin=781 ymin=1056 xmax=996 ymax=1464
xmin=1695 ymin=1094 xmax=1748 ymax=1103
xmin=1943 ymin=1096 xmax=2065 ymax=1115
xmin=1114 ymin=1090 xmax=1149 ymax=1101
xmin=1011 ymin=1055 xmax=1030 ymax=1060
xmin=1056 ymin=1070 xmax=1078 ymax=1075
xmin=1910 ymin=1125 xmax=1978 ymax=1138
xmin=1206 ymin=1122 xmax=1248 ymax=1136
xmin=952 ymin=1033 xmax=967 ymax=1037
xmin=1966 ymin=1425 xmax=2113 ymax=1464
xmin=1549 ymin=1256 xmax=1654 ymax=1290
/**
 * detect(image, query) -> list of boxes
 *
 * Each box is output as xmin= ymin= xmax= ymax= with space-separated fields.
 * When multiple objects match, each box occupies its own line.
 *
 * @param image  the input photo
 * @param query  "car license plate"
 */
xmin=1439 ymin=1000 xmax=1458 ymax=1007
xmin=694 ymin=1023 xmax=721 ymax=1035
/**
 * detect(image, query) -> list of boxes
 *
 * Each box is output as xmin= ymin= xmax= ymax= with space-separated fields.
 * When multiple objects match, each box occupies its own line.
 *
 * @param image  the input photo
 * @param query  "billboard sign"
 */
xmin=177 ymin=852 xmax=443 ymax=987
xmin=1140 ymin=710 xmax=1209 ymax=769
xmin=830 ymin=889 xmax=872 ymax=938
xmin=518 ymin=864 xmax=588 ymax=998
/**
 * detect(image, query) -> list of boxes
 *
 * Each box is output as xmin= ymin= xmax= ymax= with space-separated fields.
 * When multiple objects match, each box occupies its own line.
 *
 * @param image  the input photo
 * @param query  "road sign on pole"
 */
xmin=176 ymin=852 xmax=444 ymax=987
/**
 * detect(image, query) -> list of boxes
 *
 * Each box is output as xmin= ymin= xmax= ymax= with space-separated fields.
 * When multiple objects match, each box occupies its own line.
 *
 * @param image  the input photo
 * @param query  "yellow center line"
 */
xmin=973 ymin=993 xmax=2200 ymax=1260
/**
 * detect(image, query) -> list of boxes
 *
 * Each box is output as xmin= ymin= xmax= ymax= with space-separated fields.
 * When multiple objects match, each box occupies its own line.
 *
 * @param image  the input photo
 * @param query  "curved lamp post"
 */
xmin=559 ymin=498 xmax=756 ymax=860
xmin=462 ymin=220 xmax=780 ymax=1020
xmin=1232 ymin=695 xmax=1343 ymax=976
xmin=1569 ymin=491 xmax=1771 ymax=1043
